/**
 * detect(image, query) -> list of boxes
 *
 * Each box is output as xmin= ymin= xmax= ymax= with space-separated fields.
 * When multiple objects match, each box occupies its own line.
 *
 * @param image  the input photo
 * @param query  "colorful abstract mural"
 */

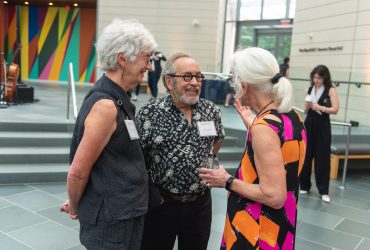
xmin=4 ymin=5 xmax=96 ymax=83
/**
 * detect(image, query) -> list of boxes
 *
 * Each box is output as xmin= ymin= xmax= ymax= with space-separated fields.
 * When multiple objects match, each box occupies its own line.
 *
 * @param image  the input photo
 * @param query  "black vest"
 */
xmin=70 ymin=75 xmax=148 ymax=225
xmin=307 ymin=85 xmax=332 ymax=122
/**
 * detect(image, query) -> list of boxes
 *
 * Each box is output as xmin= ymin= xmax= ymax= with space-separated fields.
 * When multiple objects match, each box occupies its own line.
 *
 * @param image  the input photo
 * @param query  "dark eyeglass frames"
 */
xmin=167 ymin=72 xmax=205 ymax=82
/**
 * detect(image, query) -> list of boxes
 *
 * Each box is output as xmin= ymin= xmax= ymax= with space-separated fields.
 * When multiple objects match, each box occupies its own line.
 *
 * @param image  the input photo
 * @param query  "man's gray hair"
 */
xmin=96 ymin=19 xmax=157 ymax=71
xmin=161 ymin=52 xmax=194 ymax=89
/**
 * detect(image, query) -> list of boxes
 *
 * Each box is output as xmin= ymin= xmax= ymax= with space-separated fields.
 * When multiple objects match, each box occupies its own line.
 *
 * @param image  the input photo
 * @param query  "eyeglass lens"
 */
xmin=183 ymin=73 xmax=204 ymax=82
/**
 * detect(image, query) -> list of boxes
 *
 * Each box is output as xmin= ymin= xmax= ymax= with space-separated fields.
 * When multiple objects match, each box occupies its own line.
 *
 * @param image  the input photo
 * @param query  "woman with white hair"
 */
xmin=60 ymin=19 xmax=157 ymax=249
xmin=199 ymin=47 xmax=306 ymax=250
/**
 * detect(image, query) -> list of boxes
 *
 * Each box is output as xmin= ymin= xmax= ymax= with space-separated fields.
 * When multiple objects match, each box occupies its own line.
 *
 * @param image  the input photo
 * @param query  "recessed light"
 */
xmin=48 ymin=2 xmax=53 ymax=5
xmin=73 ymin=3 xmax=78 ymax=7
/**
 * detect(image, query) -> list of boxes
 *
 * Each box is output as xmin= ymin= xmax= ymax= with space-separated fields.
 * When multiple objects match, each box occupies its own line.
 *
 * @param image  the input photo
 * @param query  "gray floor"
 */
xmin=0 ymin=83 xmax=370 ymax=250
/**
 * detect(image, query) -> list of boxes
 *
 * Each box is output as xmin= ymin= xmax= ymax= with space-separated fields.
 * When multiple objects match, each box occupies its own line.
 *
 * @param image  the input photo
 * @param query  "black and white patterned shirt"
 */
xmin=136 ymin=95 xmax=225 ymax=194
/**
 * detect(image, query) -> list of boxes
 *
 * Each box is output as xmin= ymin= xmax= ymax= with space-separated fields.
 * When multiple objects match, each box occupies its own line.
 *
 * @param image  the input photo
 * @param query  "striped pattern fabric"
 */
xmin=221 ymin=109 xmax=306 ymax=250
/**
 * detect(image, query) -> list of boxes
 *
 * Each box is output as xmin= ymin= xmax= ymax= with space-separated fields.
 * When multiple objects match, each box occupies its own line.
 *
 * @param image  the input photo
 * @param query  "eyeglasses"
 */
xmin=167 ymin=72 xmax=205 ymax=82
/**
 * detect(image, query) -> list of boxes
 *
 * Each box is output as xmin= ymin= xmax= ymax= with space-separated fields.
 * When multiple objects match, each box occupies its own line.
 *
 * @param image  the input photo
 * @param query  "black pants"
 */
xmin=300 ymin=115 xmax=331 ymax=195
xmin=148 ymin=71 xmax=159 ymax=98
xmin=141 ymin=191 xmax=212 ymax=250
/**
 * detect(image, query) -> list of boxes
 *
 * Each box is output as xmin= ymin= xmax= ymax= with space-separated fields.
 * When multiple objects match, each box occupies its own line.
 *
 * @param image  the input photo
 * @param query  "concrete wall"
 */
xmin=97 ymin=0 xmax=224 ymax=93
xmin=290 ymin=0 xmax=370 ymax=126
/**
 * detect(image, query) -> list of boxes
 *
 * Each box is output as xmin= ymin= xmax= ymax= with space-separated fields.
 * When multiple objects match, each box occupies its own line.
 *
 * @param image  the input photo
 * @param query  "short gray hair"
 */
xmin=161 ymin=52 xmax=194 ymax=89
xmin=96 ymin=19 xmax=157 ymax=71
xmin=232 ymin=47 xmax=294 ymax=113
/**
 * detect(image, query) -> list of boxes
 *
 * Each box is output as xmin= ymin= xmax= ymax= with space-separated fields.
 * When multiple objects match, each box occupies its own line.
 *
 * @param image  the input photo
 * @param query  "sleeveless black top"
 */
xmin=70 ymin=75 xmax=148 ymax=225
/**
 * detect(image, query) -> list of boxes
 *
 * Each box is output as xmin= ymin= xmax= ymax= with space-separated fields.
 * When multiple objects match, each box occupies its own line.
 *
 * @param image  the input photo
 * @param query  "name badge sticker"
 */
xmin=124 ymin=120 xmax=140 ymax=140
xmin=197 ymin=121 xmax=217 ymax=137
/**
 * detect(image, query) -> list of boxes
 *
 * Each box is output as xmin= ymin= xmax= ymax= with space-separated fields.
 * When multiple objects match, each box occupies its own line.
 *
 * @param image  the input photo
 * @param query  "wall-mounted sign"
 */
xmin=299 ymin=46 xmax=343 ymax=53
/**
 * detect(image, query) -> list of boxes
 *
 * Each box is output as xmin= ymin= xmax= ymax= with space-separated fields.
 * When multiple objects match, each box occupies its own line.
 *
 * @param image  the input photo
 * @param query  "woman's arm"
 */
xmin=60 ymin=99 xmax=117 ymax=219
xmin=199 ymin=124 xmax=287 ymax=209
xmin=321 ymin=87 xmax=339 ymax=114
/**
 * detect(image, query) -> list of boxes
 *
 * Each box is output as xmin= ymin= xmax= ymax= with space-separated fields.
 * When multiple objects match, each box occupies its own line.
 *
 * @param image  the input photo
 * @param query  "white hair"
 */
xmin=96 ymin=19 xmax=157 ymax=71
xmin=231 ymin=47 xmax=294 ymax=113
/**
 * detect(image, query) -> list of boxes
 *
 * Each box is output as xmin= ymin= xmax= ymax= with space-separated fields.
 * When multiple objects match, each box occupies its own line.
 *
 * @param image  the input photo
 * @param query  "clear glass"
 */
xmin=289 ymin=0 xmax=296 ymax=18
xmin=222 ymin=22 xmax=237 ymax=73
xmin=226 ymin=0 xmax=238 ymax=21
xmin=276 ymin=33 xmax=291 ymax=63
xmin=257 ymin=34 xmax=276 ymax=55
xmin=240 ymin=0 xmax=262 ymax=20
xmin=262 ymin=0 xmax=287 ymax=19
xmin=238 ymin=25 xmax=255 ymax=48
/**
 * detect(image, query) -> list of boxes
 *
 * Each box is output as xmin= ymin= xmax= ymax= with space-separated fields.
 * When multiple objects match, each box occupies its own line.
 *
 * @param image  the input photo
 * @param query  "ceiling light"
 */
xmin=4 ymin=1 xmax=9 ymax=4
xmin=24 ymin=1 xmax=29 ymax=4
xmin=48 ymin=2 xmax=53 ymax=5
xmin=73 ymin=3 xmax=78 ymax=7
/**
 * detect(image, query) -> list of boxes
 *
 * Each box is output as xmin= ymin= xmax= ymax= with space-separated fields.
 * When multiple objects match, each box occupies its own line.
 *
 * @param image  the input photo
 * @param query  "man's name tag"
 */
xmin=197 ymin=121 xmax=217 ymax=137
xmin=124 ymin=120 xmax=140 ymax=140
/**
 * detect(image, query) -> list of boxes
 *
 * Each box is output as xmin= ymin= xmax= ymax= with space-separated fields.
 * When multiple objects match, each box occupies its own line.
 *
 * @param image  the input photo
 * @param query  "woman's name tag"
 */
xmin=197 ymin=121 xmax=217 ymax=137
xmin=124 ymin=120 xmax=140 ymax=140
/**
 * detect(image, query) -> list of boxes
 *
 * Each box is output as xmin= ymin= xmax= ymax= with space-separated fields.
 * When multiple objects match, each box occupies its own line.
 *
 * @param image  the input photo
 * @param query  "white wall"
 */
xmin=97 ymin=0 xmax=224 ymax=94
xmin=290 ymin=0 xmax=370 ymax=126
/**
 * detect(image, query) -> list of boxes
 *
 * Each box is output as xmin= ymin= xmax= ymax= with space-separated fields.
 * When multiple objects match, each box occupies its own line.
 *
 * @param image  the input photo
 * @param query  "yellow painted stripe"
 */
xmin=49 ymin=24 xmax=71 ymax=80
xmin=38 ymin=7 xmax=58 ymax=53
xmin=20 ymin=6 xmax=29 ymax=79
xmin=58 ymin=7 xmax=68 ymax=41
xmin=79 ymin=69 xmax=87 ymax=82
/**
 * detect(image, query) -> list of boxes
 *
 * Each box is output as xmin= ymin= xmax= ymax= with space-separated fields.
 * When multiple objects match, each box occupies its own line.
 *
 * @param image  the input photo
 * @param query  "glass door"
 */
xmin=256 ymin=29 xmax=291 ymax=64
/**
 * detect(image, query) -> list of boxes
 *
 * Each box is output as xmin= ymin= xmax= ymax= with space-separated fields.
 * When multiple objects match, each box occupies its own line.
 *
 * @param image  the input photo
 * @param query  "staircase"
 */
xmin=0 ymin=121 xmax=74 ymax=184
xmin=218 ymin=128 xmax=245 ymax=174
xmin=0 ymin=122 xmax=245 ymax=184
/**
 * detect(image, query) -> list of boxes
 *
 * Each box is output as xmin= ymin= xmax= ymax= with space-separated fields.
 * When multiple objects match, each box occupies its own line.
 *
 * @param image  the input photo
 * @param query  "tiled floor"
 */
xmin=1 ymin=83 xmax=370 ymax=249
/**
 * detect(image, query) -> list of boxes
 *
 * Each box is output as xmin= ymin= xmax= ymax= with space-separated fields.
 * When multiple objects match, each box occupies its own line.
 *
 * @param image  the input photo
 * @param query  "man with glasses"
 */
xmin=136 ymin=52 xmax=225 ymax=250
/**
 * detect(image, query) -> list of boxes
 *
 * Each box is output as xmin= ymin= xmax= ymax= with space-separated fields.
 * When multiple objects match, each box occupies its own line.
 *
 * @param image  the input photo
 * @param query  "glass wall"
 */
xmin=222 ymin=0 xmax=296 ymax=72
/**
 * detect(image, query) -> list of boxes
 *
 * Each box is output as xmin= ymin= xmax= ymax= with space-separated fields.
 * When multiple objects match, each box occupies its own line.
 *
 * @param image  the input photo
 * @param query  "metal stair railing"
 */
xmin=67 ymin=62 xmax=78 ymax=120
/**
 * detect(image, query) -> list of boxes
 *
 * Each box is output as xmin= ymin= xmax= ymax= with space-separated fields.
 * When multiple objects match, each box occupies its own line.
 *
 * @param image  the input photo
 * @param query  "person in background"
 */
xmin=59 ymin=19 xmax=157 ymax=249
xmin=279 ymin=56 xmax=290 ymax=77
xmin=300 ymin=65 xmax=339 ymax=203
xmin=137 ymin=52 xmax=225 ymax=250
xmin=199 ymin=47 xmax=306 ymax=250
xmin=224 ymin=44 xmax=244 ymax=108
xmin=147 ymin=51 xmax=166 ymax=100
xmin=131 ymin=83 xmax=141 ymax=101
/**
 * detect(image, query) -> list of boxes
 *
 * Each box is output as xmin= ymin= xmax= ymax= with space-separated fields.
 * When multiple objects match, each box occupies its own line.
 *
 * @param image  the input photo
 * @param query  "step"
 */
xmin=0 ymin=132 xmax=72 ymax=147
xmin=217 ymin=146 xmax=244 ymax=161
xmin=220 ymin=160 xmax=240 ymax=176
xmin=224 ymin=128 xmax=247 ymax=147
xmin=222 ymin=136 xmax=239 ymax=147
xmin=0 ymin=147 xmax=69 ymax=164
xmin=0 ymin=121 xmax=75 ymax=132
xmin=0 ymin=163 xmax=68 ymax=184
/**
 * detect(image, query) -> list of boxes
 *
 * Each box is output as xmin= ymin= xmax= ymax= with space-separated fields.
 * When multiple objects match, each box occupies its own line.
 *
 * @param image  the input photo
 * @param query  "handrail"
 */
xmin=289 ymin=77 xmax=370 ymax=87
xmin=67 ymin=62 xmax=78 ymax=120
xmin=293 ymin=106 xmax=352 ymax=188
xmin=202 ymin=72 xmax=231 ymax=80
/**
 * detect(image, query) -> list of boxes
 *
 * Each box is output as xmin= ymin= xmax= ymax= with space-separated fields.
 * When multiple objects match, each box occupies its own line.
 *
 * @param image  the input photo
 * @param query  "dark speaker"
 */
xmin=16 ymin=85 xmax=34 ymax=103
